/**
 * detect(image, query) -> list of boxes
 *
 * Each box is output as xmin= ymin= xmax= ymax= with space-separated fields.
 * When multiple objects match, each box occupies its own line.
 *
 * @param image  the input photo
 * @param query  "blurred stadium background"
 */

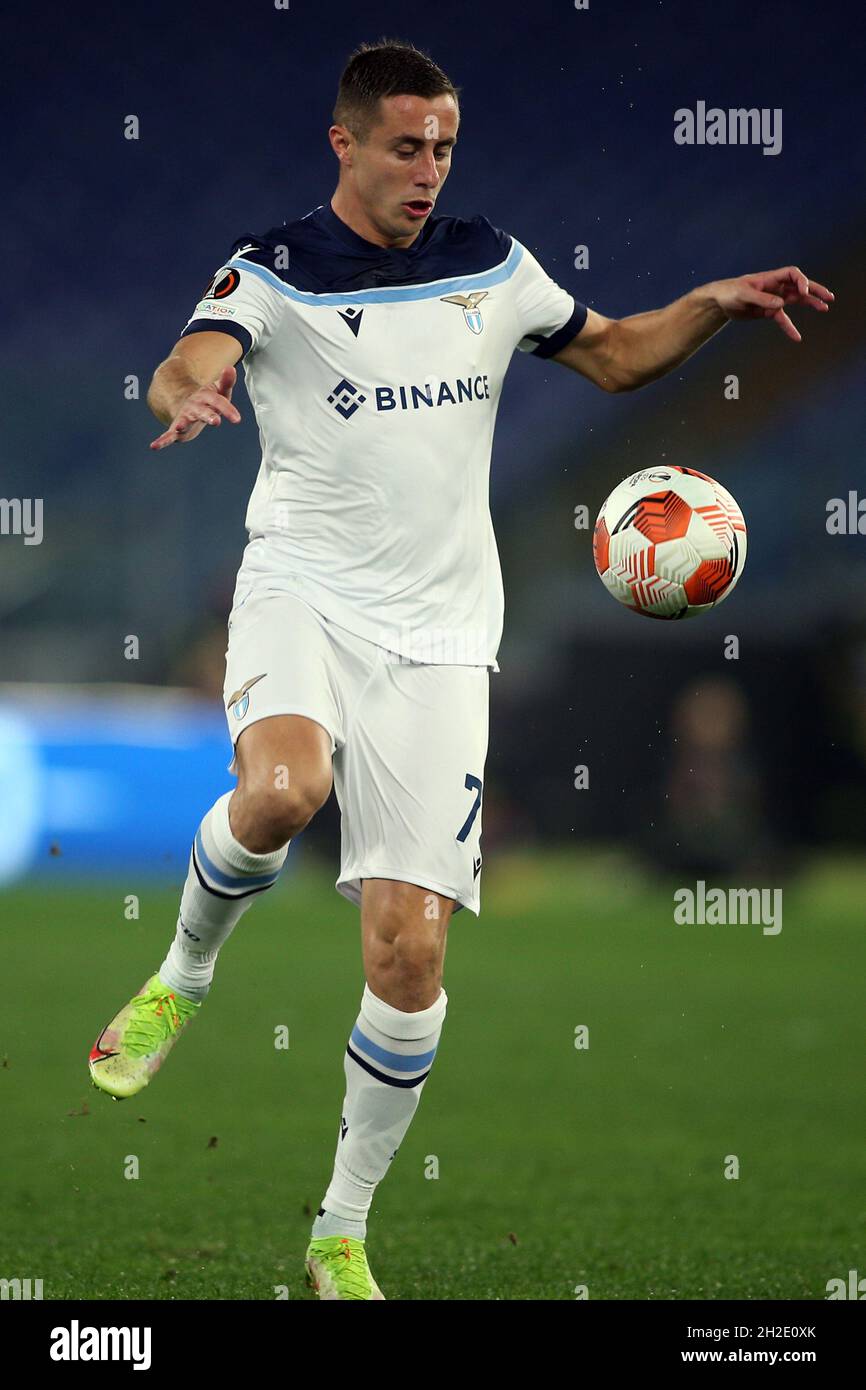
xmin=2 ymin=0 xmax=865 ymax=1300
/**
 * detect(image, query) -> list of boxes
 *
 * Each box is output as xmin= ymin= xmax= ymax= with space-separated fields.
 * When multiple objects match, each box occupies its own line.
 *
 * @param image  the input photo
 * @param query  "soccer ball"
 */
xmin=592 ymin=466 xmax=747 ymax=619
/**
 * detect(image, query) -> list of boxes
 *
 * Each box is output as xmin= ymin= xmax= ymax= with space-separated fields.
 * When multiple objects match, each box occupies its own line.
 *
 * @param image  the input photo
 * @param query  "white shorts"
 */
xmin=222 ymin=586 xmax=490 ymax=916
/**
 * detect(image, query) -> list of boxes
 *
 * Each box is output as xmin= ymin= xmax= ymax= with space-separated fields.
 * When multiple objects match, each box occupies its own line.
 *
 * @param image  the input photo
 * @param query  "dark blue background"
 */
xmin=2 ymin=0 xmax=864 ymax=867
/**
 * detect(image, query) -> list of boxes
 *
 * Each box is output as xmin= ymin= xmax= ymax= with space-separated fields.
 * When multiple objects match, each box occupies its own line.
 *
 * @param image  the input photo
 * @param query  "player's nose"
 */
xmin=416 ymin=151 xmax=440 ymax=186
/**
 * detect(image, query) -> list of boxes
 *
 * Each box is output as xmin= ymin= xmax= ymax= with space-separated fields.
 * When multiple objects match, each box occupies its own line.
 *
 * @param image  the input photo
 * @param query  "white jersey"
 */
xmin=181 ymin=201 xmax=587 ymax=670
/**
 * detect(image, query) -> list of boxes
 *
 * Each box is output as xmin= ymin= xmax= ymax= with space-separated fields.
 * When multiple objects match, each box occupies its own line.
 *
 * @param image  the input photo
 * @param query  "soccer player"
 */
xmin=88 ymin=39 xmax=833 ymax=1299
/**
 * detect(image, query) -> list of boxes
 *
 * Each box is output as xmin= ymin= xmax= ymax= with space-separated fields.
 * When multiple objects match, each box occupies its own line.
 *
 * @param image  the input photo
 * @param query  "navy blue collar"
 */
xmin=319 ymin=199 xmax=433 ymax=257
xmin=231 ymin=204 xmax=512 ymax=296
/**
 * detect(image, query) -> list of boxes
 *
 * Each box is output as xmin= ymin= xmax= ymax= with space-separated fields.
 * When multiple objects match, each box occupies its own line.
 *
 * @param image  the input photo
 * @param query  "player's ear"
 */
xmin=329 ymin=124 xmax=352 ymax=162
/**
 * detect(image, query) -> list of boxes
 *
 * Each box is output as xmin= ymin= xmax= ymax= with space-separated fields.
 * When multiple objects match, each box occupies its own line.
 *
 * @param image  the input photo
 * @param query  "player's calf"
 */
xmin=88 ymin=788 xmax=292 ymax=1097
xmin=306 ymin=881 xmax=453 ymax=1267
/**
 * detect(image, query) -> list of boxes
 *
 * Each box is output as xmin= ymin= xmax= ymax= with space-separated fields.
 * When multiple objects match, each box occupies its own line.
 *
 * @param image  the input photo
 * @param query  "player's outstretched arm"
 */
xmin=553 ymin=265 xmax=834 ymax=393
xmin=148 ymin=333 xmax=244 ymax=450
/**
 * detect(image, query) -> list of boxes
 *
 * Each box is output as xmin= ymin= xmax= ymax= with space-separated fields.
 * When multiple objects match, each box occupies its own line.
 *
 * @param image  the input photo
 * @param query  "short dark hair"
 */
xmin=333 ymin=38 xmax=460 ymax=143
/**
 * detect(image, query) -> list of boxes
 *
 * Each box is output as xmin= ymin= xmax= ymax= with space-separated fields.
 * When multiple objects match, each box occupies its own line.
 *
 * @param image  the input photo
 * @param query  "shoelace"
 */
xmin=123 ymin=986 xmax=196 ymax=1058
xmin=317 ymin=1238 xmax=373 ymax=1299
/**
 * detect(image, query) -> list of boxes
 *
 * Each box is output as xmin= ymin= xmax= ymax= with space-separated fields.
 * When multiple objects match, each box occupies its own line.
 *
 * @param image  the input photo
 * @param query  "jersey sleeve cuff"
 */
xmin=526 ymin=300 xmax=589 ymax=359
xmin=180 ymin=319 xmax=253 ymax=357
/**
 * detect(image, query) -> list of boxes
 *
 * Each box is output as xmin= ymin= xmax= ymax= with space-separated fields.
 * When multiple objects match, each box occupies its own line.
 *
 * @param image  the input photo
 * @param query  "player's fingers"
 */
xmin=151 ymin=417 xmax=202 ymax=448
xmin=753 ymin=267 xmax=804 ymax=298
xmin=773 ymin=308 xmax=801 ymax=342
xmin=780 ymin=266 xmax=834 ymax=303
xmin=150 ymin=420 xmax=198 ymax=450
xmin=805 ymin=279 xmax=834 ymax=302
xmin=212 ymin=369 xmax=239 ymax=414
xmin=748 ymin=289 xmax=786 ymax=311
xmin=749 ymin=267 xmax=788 ymax=290
xmin=195 ymin=396 xmax=235 ymax=425
xmin=215 ymin=365 xmax=238 ymax=394
xmin=765 ymin=265 xmax=809 ymax=297
xmin=149 ymin=386 xmax=240 ymax=450
xmin=789 ymin=265 xmax=810 ymax=297
xmin=214 ymin=395 xmax=241 ymax=422
xmin=197 ymin=389 xmax=241 ymax=423
xmin=176 ymin=404 xmax=221 ymax=430
xmin=149 ymin=428 xmax=178 ymax=450
xmin=156 ymin=407 xmax=220 ymax=450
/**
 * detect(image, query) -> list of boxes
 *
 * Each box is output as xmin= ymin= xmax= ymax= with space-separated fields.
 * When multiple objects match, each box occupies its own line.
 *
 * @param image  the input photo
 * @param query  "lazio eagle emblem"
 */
xmin=227 ymin=673 xmax=266 ymax=721
xmin=440 ymin=290 xmax=489 ymax=335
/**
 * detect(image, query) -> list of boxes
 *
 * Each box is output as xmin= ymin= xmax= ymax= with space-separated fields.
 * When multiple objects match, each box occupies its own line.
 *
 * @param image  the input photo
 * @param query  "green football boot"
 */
xmin=88 ymin=974 xmax=200 ymax=1099
xmin=305 ymin=1236 xmax=385 ymax=1300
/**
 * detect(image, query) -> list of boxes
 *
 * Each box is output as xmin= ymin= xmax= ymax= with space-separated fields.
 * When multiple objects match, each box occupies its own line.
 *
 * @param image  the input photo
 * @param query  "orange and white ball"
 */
xmin=593 ymin=467 xmax=747 ymax=619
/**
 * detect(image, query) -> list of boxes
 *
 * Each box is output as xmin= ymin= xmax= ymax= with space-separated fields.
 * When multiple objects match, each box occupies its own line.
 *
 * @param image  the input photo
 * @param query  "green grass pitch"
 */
xmin=1 ymin=849 xmax=864 ymax=1300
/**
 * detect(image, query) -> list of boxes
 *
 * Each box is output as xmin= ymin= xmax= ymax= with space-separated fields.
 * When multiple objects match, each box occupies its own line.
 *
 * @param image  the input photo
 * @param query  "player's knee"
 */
xmin=236 ymin=777 xmax=330 ymax=846
xmin=365 ymin=888 xmax=452 ymax=979
xmin=391 ymin=932 xmax=442 ymax=982
xmin=368 ymin=932 xmax=444 ymax=1009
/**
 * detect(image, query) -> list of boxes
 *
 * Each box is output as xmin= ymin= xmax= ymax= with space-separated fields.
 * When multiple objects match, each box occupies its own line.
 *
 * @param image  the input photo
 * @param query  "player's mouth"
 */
xmin=401 ymin=199 xmax=433 ymax=219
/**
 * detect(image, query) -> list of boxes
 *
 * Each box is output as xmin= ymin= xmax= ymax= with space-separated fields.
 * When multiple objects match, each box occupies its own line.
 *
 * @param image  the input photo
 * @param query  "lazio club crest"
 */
xmin=440 ymin=290 xmax=489 ymax=334
xmin=227 ymin=673 xmax=266 ymax=721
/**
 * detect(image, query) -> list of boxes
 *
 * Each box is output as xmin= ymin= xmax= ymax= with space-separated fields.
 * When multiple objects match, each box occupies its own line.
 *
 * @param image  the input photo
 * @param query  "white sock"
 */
xmin=312 ymin=984 xmax=448 ymax=1240
xmin=311 ymin=1207 xmax=367 ymax=1240
xmin=158 ymin=791 xmax=289 ymax=1001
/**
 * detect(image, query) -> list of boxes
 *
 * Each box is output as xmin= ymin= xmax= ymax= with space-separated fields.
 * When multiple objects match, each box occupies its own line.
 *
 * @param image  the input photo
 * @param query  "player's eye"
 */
xmin=396 ymin=147 xmax=452 ymax=158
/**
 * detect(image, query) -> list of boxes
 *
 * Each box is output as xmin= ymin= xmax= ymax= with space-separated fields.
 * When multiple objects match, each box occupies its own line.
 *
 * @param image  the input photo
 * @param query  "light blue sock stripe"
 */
xmin=350 ymin=1024 xmax=437 ymax=1072
xmin=195 ymin=828 xmax=282 ymax=891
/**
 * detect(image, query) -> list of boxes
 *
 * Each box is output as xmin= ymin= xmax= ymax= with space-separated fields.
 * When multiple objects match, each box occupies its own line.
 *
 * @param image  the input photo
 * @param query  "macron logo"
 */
xmin=50 ymin=1321 xmax=152 ymax=1371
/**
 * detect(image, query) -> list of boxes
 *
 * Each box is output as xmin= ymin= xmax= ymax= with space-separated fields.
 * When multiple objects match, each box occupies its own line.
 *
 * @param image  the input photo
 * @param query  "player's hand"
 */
xmin=711 ymin=267 xmax=834 ymax=343
xmin=150 ymin=366 xmax=241 ymax=449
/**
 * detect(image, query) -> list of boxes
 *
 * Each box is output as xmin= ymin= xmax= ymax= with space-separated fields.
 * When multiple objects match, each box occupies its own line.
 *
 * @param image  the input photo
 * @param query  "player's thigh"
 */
xmin=223 ymin=589 xmax=344 ymax=823
xmin=224 ymin=590 xmax=344 ymax=755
